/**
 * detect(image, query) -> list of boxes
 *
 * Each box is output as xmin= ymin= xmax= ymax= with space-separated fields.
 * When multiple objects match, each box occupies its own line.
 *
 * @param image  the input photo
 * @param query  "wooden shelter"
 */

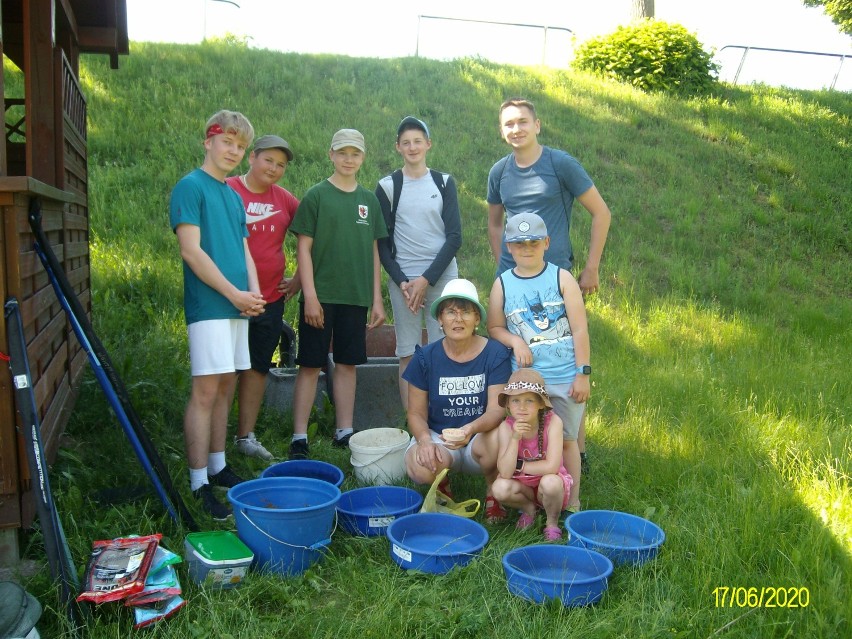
xmin=0 ymin=0 xmax=128 ymax=562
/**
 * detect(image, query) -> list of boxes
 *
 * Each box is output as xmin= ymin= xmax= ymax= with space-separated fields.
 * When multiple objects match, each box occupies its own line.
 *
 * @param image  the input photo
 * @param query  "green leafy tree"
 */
xmin=803 ymin=0 xmax=852 ymax=35
xmin=572 ymin=20 xmax=719 ymax=95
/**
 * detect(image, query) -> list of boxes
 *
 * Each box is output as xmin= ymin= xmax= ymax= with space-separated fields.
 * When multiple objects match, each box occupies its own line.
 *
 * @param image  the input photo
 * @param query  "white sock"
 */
xmin=208 ymin=452 xmax=226 ymax=476
xmin=335 ymin=428 xmax=353 ymax=439
xmin=189 ymin=468 xmax=208 ymax=492
xmin=292 ymin=434 xmax=307 ymax=442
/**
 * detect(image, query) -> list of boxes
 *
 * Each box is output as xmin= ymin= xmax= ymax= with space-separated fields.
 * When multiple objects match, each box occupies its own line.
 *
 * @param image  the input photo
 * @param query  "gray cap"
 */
xmin=331 ymin=129 xmax=365 ymax=152
xmin=505 ymin=212 xmax=548 ymax=242
xmin=253 ymin=135 xmax=293 ymax=161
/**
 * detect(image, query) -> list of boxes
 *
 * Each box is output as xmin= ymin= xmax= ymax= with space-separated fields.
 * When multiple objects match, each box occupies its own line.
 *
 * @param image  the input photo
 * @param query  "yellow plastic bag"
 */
xmin=419 ymin=469 xmax=480 ymax=518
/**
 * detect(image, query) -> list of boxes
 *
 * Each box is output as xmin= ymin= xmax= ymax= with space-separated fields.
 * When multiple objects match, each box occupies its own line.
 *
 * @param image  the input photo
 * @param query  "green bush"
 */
xmin=572 ymin=20 xmax=719 ymax=95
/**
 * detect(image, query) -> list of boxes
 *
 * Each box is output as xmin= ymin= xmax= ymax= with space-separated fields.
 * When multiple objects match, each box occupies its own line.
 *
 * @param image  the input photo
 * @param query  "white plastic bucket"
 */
xmin=349 ymin=428 xmax=410 ymax=485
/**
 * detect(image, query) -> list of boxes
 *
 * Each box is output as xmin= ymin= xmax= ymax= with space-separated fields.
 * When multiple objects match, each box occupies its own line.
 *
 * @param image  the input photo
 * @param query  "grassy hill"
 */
xmin=24 ymin=40 xmax=852 ymax=636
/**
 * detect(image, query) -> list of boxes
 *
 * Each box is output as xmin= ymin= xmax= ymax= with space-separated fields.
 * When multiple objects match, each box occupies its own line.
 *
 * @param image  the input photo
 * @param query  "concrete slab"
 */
xmin=263 ymin=367 xmax=328 ymax=414
xmin=326 ymin=356 xmax=404 ymax=431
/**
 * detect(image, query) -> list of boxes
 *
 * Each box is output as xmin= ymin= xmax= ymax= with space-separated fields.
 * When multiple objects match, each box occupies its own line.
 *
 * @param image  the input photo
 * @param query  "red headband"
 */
xmin=206 ymin=123 xmax=224 ymax=139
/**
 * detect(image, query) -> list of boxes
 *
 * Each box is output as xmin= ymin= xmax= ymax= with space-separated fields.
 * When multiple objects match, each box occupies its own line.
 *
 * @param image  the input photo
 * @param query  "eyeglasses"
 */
xmin=441 ymin=308 xmax=477 ymax=321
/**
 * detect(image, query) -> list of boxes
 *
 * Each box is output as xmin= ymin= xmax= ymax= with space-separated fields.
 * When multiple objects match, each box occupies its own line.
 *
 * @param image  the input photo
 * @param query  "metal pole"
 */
xmin=830 ymin=54 xmax=845 ymax=91
xmin=733 ymin=47 xmax=750 ymax=85
xmin=205 ymin=0 xmax=242 ymax=40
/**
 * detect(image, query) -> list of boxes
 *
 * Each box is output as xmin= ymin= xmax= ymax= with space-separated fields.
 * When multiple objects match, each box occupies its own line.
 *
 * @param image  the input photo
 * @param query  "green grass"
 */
xmin=17 ymin=40 xmax=851 ymax=637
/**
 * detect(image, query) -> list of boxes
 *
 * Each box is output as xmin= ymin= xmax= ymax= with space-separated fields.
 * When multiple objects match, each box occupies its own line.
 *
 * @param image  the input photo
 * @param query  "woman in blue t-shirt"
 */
xmin=402 ymin=279 xmax=512 ymax=522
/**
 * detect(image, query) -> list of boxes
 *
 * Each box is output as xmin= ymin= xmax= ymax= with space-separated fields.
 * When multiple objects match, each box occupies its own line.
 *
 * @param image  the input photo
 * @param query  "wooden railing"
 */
xmin=59 ymin=51 xmax=87 ymax=141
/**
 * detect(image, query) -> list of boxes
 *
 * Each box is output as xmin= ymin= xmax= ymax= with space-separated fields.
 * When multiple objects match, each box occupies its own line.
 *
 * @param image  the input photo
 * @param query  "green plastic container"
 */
xmin=184 ymin=531 xmax=253 ymax=588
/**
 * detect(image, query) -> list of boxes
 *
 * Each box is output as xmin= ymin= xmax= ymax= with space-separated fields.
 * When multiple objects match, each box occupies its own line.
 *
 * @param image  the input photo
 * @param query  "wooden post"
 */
xmin=23 ymin=0 xmax=58 ymax=186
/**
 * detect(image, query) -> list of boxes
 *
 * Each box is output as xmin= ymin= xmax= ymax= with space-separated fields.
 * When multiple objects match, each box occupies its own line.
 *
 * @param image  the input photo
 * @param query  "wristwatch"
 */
xmin=576 ymin=365 xmax=592 ymax=376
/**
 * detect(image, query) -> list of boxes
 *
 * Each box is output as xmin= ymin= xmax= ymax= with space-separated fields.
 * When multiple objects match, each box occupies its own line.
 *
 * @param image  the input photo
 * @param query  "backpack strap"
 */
xmin=429 ymin=169 xmax=447 ymax=199
xmin=547 ymin=147 xmax=571 ymax=225
xmin=390 ymin=169 xmax=404 ymax=218
xmin=386 ymin=169 xmax=404 ymax=260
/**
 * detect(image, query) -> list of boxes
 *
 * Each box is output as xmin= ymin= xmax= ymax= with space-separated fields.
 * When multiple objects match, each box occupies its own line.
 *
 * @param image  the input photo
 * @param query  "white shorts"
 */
xmin=545 ymin=383 xmax=585 ymax=441
xmin=188 ymin=319 xmax=250 ymax=376
xmin=406 ymin=430 xmax=483 ymax=475
xmin=388 ymin=272 xmax=455 ymax=358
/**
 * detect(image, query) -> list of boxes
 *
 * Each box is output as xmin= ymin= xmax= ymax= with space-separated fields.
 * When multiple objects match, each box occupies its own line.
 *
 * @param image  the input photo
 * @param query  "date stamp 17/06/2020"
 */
xmin=713 ymin=586 xmax=810 ymax=608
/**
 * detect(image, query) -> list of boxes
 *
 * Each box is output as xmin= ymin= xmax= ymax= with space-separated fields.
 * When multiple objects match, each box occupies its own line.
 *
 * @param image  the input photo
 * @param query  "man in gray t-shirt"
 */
xmin=487 ymin=98 xmax=611 ymax=294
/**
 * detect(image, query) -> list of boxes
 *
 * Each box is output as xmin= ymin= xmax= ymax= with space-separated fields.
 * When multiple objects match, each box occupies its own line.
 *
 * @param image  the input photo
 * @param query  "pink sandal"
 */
xmin=543 ymin=525 xmax=562 ymax=542
xmin=516 ymin=512 xmax=536 ymax=531
xmin=485 ymin=496 xmax=507 ymax=523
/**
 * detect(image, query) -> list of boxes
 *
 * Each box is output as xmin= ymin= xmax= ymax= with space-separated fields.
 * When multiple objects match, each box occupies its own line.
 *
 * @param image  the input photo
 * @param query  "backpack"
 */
xmin=495 ymin=149 xmax=571 ymax=224
xmin=386 ymin=168 xmax=448 ymax=259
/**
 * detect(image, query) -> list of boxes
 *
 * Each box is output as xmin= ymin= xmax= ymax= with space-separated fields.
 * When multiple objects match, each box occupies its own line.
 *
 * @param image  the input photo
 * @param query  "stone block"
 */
xmin=326 ymin=355 xmax=404 ymax=431
xmin=263 ymin=367 xmax=327 ymax=414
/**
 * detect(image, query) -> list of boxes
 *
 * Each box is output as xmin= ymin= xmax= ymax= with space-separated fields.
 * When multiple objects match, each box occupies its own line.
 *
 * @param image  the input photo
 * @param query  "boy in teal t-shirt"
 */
xmin=288 ymin=129 xmax=388 ymax=459
xmin=169 ymin=110 xmax=265 ymax=520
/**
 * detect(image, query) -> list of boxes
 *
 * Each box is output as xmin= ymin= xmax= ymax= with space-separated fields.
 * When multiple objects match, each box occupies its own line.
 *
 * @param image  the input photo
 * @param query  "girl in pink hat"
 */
xmin=493 ymin=368 xmax=573 ymax=541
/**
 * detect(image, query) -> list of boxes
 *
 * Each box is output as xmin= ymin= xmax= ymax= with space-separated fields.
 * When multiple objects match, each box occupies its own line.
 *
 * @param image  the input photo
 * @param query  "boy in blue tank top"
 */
xmin=487 ymin=212 xmax=590 ymax=513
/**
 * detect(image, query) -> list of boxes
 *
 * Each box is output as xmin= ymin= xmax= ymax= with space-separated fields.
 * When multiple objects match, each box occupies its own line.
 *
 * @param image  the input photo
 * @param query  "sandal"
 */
xmin=543 ymin=525 xmax=563 ymax=542
xmin=485 ymin=496 xmax=507 ymax=523
xmin=516 ymin=512 xmax=535 ymax=531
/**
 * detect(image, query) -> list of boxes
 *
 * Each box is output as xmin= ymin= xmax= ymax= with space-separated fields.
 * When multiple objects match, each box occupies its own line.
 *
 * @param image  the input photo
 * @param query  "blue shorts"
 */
xmin=296 ymin=302 xmax=368 ymax=368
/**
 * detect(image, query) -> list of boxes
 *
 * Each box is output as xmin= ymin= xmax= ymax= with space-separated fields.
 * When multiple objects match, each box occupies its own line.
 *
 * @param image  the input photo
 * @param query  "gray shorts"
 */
xmin=406 ymin=430 xmax=483 ymax=474
xmin=388 ymin=273 xmax=456 ymax=358
xmin=545 ymin=383 xmax=585 ymax=441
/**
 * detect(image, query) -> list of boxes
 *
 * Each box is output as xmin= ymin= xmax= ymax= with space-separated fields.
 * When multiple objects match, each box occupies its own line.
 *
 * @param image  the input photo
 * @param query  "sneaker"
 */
xmin=235 ymin=433 xmax=274 ymax=461
xmin=193 ymin=484 xmax=232 ymax=521
xmin=332 ymin=432 xmax=353 ymax=449
xmin=288 ymin=439 xmax=309 ymax=460
xmin=208 ymin=465 xmax=245 ymax=489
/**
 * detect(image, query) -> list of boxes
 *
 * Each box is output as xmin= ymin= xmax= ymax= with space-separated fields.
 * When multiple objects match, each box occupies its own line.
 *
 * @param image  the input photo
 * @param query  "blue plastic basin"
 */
xmin=503 ymin=544 xmax=614 ymax=606
xmin=337 ymin=486 xmax=423 ymax=536
xmin=386 ymin=512 xmax=488 ymax=574
xmin=567 ymin=510 xmax=665 ymax=565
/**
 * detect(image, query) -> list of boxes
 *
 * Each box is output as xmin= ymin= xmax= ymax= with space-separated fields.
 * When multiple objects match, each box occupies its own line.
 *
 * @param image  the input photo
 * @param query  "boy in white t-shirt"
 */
xmin=376 ymin=116 xmax=462 ymax=410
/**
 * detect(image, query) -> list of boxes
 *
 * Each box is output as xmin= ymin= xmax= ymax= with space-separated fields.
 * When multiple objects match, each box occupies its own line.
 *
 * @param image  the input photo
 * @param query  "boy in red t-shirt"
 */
xmin=226 ymin=135 xmax=300 ymax=460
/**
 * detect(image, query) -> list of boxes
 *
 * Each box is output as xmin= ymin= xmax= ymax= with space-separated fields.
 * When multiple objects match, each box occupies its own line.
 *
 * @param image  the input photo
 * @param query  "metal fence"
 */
xmin=416 ymin=15 xmax=573 ymax=68
xmin=719 ymin=45 xmax=849 ymax=91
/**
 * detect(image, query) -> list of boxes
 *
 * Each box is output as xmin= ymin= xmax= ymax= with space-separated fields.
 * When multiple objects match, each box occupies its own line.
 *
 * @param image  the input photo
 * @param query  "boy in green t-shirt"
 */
xmin=288 ymin=129 xmax=388 ymax=459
